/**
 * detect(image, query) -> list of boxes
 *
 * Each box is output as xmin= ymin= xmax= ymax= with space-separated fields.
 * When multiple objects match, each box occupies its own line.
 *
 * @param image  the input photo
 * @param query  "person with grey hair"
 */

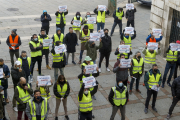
xmin=129 ymin=51 xmax=144 ymax=94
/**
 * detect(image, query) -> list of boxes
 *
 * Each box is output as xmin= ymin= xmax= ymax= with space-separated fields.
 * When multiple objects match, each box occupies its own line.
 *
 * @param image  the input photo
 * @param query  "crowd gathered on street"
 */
xmin=1 ymin=4 xmax=180 ymax=120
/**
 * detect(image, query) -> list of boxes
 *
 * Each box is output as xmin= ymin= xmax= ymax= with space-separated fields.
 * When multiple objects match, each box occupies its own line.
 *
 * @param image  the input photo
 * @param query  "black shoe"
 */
xmin=92 ymin=95 xmax=96 ymax=100
xmin=3 ymin=117 xmax=8 ymax=120
xmin=166 ymin=114 xmax=171 ymax=119
xmin=152 ymin=107 xmax=157 ymax=112
xmin=65 ymin=115 xmax=69 ymax=120
xmin=66 ymin=62 xmax=68 ymax=65
xmin=92 ymin=115 xmax=95 ymax=119
xmin=72 ymin=61 xmax=76 ymax=65
xmin=162 ymin=84 xmax=165 ymax=88
xmin=55 ymin=117 xmax=58 ymax=120
xmin=144 ymin=108 xmax=148 ymax=114
xmin=167 ymin=83 xmax=172 ymax=87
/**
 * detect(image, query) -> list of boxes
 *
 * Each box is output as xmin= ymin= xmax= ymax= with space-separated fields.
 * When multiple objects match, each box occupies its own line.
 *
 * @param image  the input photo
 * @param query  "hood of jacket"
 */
xmin=115 ymin=83 xmax=125 ymax=93
xmin=148 ymin=69 xmax=161 ymax=75
xmin=43 ymin=10 xmax=47 ymax=14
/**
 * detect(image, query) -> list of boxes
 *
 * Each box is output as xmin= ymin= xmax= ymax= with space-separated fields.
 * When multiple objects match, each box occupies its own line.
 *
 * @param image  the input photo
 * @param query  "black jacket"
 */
xmin=120 ymin=29 xmax=136 ymax=40
xmin=126 ymin=9 xmax=136 ymax=21
xmin=171 ymin=76 xmax=180 ymax=98
xmin=55 ymin=11 xmax=68 ymax=28
xmin=11 ymin=67 xmax=26 ymax=85
xmin=41 ymin=13 xmax=51 ymax=27
xmin=113 ymin=10 xmax=124 ymax=23
xmin=20 ymin=56 xmax=31 ymax=77
xmin=64 ymin=32 xmax=77 ymax=53
xmin=99 ymin=35 xmax=112 ymax=54
xmin=6 ymin=34 xmax=21 ymax=52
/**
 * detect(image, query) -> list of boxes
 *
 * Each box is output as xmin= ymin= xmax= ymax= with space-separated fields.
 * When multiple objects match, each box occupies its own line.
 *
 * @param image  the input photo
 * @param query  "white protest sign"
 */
xmin=126 ymin=4 xmax=134 ymax=10
xmin=147 ymin=42 xmax=158 ymax=50
xmin=98 ymin=5 xmax=107 ymax=11
xmin=0 ymin=68 xmax=3 ymax=78
xmin=83 ymin=76 xmax=96 ymax=88
xmin=124 ymin=27 xmax=134 ymax=34
xmin=151 ymin=85 xmax=160 ymax=92
xmin=120 ymin=59 xmax=131 ymax=68
xmin=119 ymin=45 xmax=130 ymax=53
xmin=170 ymin=43 xmax=179 ymax=51
xmin=152 ymin=29 xmax=162 ymax=36
xmin=90 ymin=33 xmax=100 ymax=41
xmin=73 ymin=20 xmax=81 ymax=27
xmin=37 ymin=75 xmax=51 ymax=86
xmin=55 ymin=44 xmax=67 ymax=54
xmin=85 ymin=64 xmax=97 ymax=74
xmin=99 ymin=29 xmax=104 ymax=37
xmin=87 ymin=17 xmax=96 ymax=24
xmin=43 ymin=39 xmax=53 ymax=47
xmin=58 ymin=5 xmax=67 ymax=12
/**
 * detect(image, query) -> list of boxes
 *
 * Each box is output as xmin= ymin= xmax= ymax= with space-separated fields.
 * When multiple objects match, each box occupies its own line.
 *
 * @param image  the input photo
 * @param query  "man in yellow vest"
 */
xmin=144 ymin=64 xmax=162 ymax=114
xmin=94 ymin=6 xmax=109 ymax=31
xmin=52 ymin=28 xmax=64 ymax=47
xmin=29 ymin=34 xmax=43 ymax=75
xmin=26 ymin=90 xmax=49 ymax=120
xmin=14 ymin=77 xmax=33 ymax=120
xmin=82 ymin=12 xmax=94 ymax=33
xmin=108 ymin=78 xmax=128 ymax=120
xmin=110 ymin=7 xmax=124 ymax=36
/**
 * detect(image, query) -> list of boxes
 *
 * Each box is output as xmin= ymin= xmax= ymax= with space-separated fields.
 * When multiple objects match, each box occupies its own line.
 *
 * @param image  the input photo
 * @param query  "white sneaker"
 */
xmin=99 ymin=68 xmax=101 ymax=73
xmin=13 ymin=107 xmax=18 ymax=112
xmin=106 ymin=68 xmax=110 ymax=72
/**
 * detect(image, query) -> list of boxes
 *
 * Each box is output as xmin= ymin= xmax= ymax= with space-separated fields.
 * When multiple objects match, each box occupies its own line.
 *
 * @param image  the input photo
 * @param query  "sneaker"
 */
xmin=152 ymin=107 xmax=157 ymax=112
xmin=129 ymin=90 xmax=132 ymax=95
xmin=167 ymin=83 xmax=172 ymax=87
xmin=143 ymin=83 xmax=145 ymax=86
xmin=166 ymin=114 xmax=171 ymax=119
xmin=46 ymin=65 xmax=51 ymax=70
xmin=92 ymin=115 xmax=95 ymax=119
xmin=162 ymin=84 xmax=165 ymax=88
xmin=72 ymin=61 xmax=76 ymax=65
xmin=144 ymin=108 xmax=148 ymax=114
xmin=106 ymin=68 xmax=110 ymax=72
xmin=99 ymin=68 xmax=101 ymax=73
xmin=65 ymin=115 xmax=69 ymax=120
xmin=55 ymin=116 xmax=58 ymax=120
xmin=92 ymin=95 xmax=96 ymax=100
xmin=136 ymin=89 xmax=141 ymax=93
xmin=13 ymin=107 xmax=18 ymax=112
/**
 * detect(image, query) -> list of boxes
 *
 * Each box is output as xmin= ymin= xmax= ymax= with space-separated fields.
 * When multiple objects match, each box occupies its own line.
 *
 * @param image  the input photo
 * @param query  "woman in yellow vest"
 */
xmin=129 ymin=51 xmax=144 ymax=94
xmin=53 ymin=75 xmax=70 ymax=120
xmin=82 ymin=12 xmax=94 ymax=33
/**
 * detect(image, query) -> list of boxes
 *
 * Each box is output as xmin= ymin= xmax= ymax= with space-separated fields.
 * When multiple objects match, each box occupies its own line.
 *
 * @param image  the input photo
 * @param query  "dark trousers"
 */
xmin=9 ymin=51 xmax=19 ymax=66
xmin=130 ymin=75 xmax=140 ymax=90
xmin=123 ymin=80 xmax=128 ymax=86
xmin=127 ymin=20 xmax=135 ymax=27
xmin=110 ymin=21 xmax=122 ymax=35
xmin=80 ymin=111 xmax=92 ymax=120
xmin=31 ymin=56 xmax=42 ymax=75
xmin=90 ymin=29 xmax=93 ymax=33
xmin=110 ymin=105 xmax=125 ymax=120
xmin=43 ymin=53 xmax=49 ymax=65
xmin=99 ymin=52 xmax=110 ymax=68
xmin=169 ymin=97 xmax=180 ymax=115
xmin=17 ymin=111 xmax=28 ymax=120
xmin=145 ymin=89 xmax=158 ymax=109
xmin=163 ymin=62 xmax=176 ymax=84
xmin=41 ymin=26 xmax=49 ymax=35
xmin=174 ymin=62 xmax=180 ymax=79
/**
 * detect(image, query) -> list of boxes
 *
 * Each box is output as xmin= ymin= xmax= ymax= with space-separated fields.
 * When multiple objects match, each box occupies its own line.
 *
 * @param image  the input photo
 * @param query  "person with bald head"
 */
xmin=14 ymin=77 xmax=33 ymax=120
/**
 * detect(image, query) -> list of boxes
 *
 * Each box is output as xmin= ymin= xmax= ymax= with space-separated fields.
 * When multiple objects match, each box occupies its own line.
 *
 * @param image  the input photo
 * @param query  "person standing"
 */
xmin=14 ymin=77 xmax=33 ymax=120
xmin=55 ymin=9 xmax=68 ymax=34
xmin=94 ymin=6 xmax=109 ymax=31
xmin=26 ymin=90 xmax=49 ymax=120
xmin=99 ymin=28 xmax=112 ymax=72
xmin=144 ymin=64 xmax=162 ymax=114
xmin=6 ymin=29 xmax=21 ymax=66
xmin=162 ymin=43 xmax=178 ymax=88
xmin=110 ymin=7 xmax=124 ymax=36
xmin=54 ymin=75 xmax=70 ymax=120
xmin=29 ymin=34 xmax=43 ymax=75
xmin=0 ymin=86 xmax=8 ymax=120
xmin=41 ymin=10 xmax=52 ymax=35
xmin=11 ymin=61 xmax=26 ymax=112
xmin=81 ymin=56 xmax=94 ymax=73
xmin=38 ymin=29 xmax=51 ymax=70
xmin=146 ymin=32 xmax=163 ymax=45
xmin=174 ymin=40 xmax=180 ymax=79
xmin=126 ymin=7 xmax=136 ymax=27
xmin=0 ymin=59 xmax=10 ymax=104
xmin=64 ymin=27 xmax=77 ymax=65
xmin=52 ymin=28 xmax=64 ymax=47
xmin=78 ymin=25 xmax=90 ymax=64
xmin=82 ymin=12 xmax=94 ymax=33
xmin=129 ymin=51 xmax=144 ymax=94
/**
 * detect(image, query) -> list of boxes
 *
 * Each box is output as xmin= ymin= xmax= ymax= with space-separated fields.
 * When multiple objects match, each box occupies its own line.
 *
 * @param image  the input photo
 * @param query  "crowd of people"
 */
xmin=0 ymin=4 xmax=180 ymax=120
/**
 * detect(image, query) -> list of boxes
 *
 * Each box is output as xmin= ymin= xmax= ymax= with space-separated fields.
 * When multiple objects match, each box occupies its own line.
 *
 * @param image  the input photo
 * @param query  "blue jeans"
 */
xmin=163 ymin=62 xmax=176 ymax=84
xmin=56 ymin=27 xmax=65 ymax=34
xmin=110 ymin=21 xmax=122 ymax=35
xmin=97 ymin=23 xmax=105 ymax=32
xmin=54 ymin=68 xmax=64 ymax=82
xmin=93 ymin=60 xmax=96 ymax=64
xmin=79 ymin=50 xmax=84 ymax=60
xmin=130 ymin=75 xmax=140 ymax=90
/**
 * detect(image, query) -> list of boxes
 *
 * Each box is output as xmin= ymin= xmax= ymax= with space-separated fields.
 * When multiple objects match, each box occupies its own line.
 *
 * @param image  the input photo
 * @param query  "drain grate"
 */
xmin=34 ymin=18 xmax=41 ymax=21
xmin=7 ymin=8 xmax=19 ymax=11
xmin=11 ymin=20 xmax=17 ymax=22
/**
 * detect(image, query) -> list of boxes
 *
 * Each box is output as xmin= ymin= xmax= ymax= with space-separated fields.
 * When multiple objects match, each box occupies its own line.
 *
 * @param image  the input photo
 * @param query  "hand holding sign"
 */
xmin=147 ymin=42 xmax=158 ymax=50
xmin=90 ymin=33 xmax=100 ymax=41
xmin=85 ymin=64 xmax=97 ymax=74
xmin=87 ymin=17 xmax=96 ymax=24
xmin=43 ymin=39 xmax=53 ymax=47
xmin=120 ymin=59 xmax=131 ymax=68
xmin=119 ymin=45 xmax=130 ymax=53
xmin=98 ymin=5 xmax=106 ymax=11
xmin=126 ymin=4 xmax=134 ymax=10
xmin=58 ymin=5 xmax=67 ymax=12
xmin=73 ymin=20 xmax=81 ymax=27
xmin=37 ymin=75 xmax=51 ymax=86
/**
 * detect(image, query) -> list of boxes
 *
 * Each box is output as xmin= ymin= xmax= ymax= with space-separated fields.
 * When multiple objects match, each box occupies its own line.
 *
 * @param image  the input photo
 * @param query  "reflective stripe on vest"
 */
xmin=38 ymin=35 xmax=49 ymax=49
xmin=84 ymin=18 xmax=94 ymax=30
xmin=54 ymin=33 xmax=64 ymax=45
xmin=56 ymin=81 xmax=67 ymax=98
xmin=148 ymin=72 xmax=161 ymax=88
xmin=116 ymin=10 xmax=123 ymax=20
xmin=18 ymin=57 xmax=31 ymax=69
xmin=56 ymin=13 xmax=66 ymax=25
xmin=166 ymin=50 xmax=178 ymax=62
xmin=39 ymin=87 xmax=51 ymax=100
xmin=72 ymin=17 xmax=83 ymax=31
xmin=9 ymin=35 xmax=19 ymax=50
xmin=29 ymin=41 xmax=42 ymax=57
xmin=132 ymin=58 xmax=144 ymax=74
xmin=117 ymin=53 xmax=128 ymax=59
xmin=144 ymin=49 xmax=156 ymax=64
xmin=123 ymin=36 xmax=132 ymax=48
xmin=52 ymin=53 xmax=64 ymax=62
xmin=16 ymin=84 xmax=31 ymax=104
xmin=97 ymin=11 xmax=105 ymax=23
xmin=80 ymin=30 xmax=90 ymax=43
xmin=29 ymin=98 xmax=47 ymax=120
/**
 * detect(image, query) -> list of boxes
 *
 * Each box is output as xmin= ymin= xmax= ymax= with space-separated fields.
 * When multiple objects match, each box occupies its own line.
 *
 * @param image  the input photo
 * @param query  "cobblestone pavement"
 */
xmin=1 ymin=0 xmax=180 ymax=120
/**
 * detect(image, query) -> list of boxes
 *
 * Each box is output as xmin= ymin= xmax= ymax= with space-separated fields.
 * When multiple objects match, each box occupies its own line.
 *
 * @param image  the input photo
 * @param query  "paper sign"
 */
xmin=119 ymin=45 xmax=130 ymax=53
xmin=73 ymin=20 xmax=81 ymax=27
xmin=83 ymin=76 xmax=96 ymax=88
xmin=43 ymin=39 xmax=53 ymax=47
xmin=37 ymin=75 xmax=51 ymax=86
xmin=99 ymin=29 xmax=104 ymax=37
xmin=120 ymin=59 xmax=131 ymax=68
xmin=152 ymin=29 xmax=162 ymax=36
xmin=151 ymin=85 xmax=160 ymax=92
xmin=126 ymin=4 xmax=134 ymax=10
xmin=98 ymin=5 xmax=107 ymax=11
xmin=170 ymin=43 xmax=179 ymax=51
xmin=124 ymin=27 xmax=134 ymax=34
xmin=85 ymin=64 xmax=97 ymax=74
xmin=0 ymin=68 xmax=3 ymax=78
xmin=147 ymin=42 xmax=158 ymax=50
xmin=55 ymin=44 xmax=67 ymax=54
xmin=87 ymin=17 xmax=96 ymax=24
xmin=58 ymin=5 xmax=67 ymax=12
xmin=90 ymin=33 xmax=100 ymax=41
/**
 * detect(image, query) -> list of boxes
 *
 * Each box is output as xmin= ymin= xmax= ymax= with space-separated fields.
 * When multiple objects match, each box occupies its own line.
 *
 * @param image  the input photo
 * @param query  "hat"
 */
xmin=84 ymin=56 xmax=92 ymax=61
xmin=176 ymin=40 xmax=180 ymax=44
xmin=12 ymin=29 xmax=17 ymax=34
xmin=84 ymin=25 xmax=88 ymax=29
xmin=15 ymin=61 xmax=21 ymax=65
xmin=56 ymin=28 xmax=61 ymax=31
xmin=0 ymin=86 xmax=4 ymax=91
xmin=43 ymin=10 xmax=47 ymax=13
xmin=116 ymin=78 xmax=123 ymax=84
